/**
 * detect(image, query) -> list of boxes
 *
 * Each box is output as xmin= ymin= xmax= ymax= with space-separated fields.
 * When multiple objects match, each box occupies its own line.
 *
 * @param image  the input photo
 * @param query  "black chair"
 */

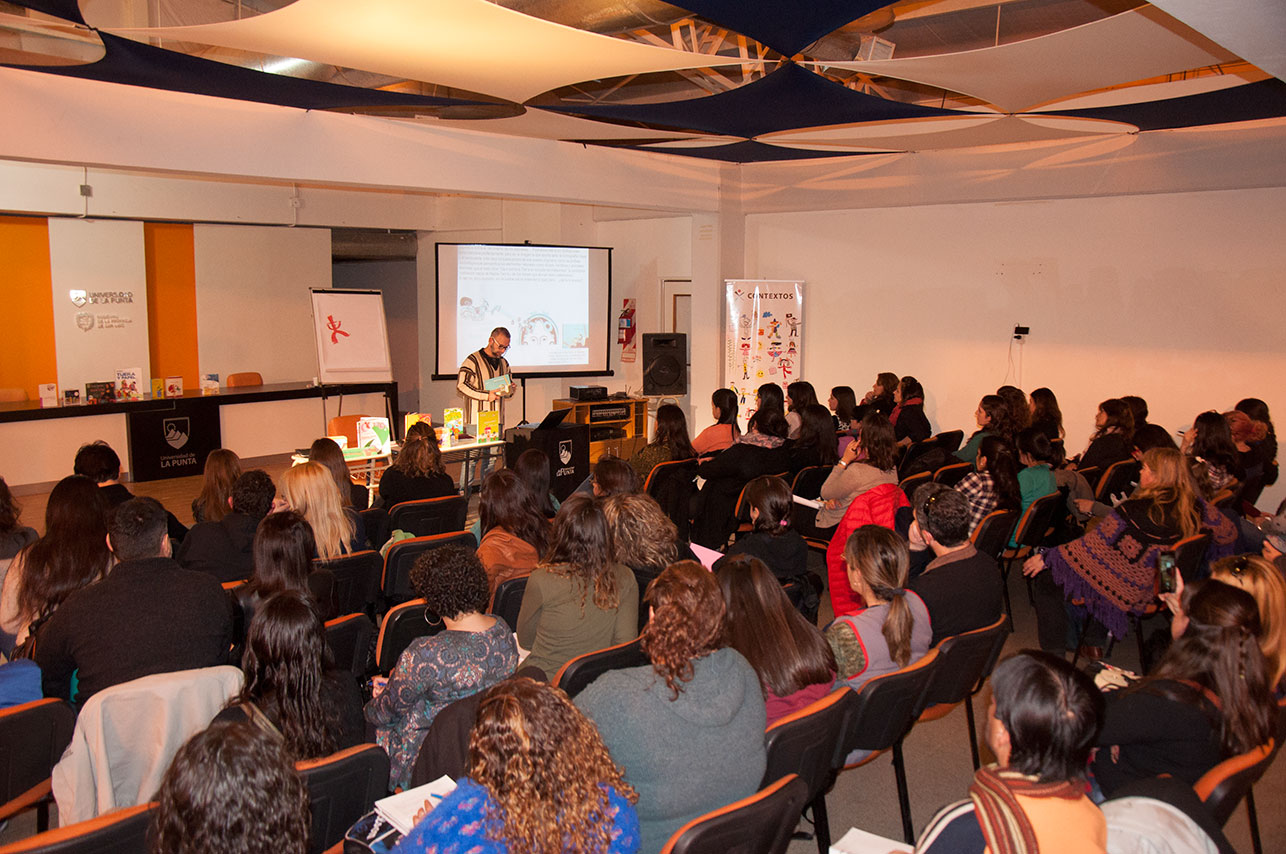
xmin=324 ymin=612 xmax=375 ymax=682
xmin=933 ymin=430 xmax=964 ymax=456
xmin=897 ymin=437 xmax=939 ymax=479
xmin=762 ymin=687 xmax=853 ymax=854
xmin=1172 ymin=532 xmax=1212 ymax=583
xmin=1094 ymin=459 xmax=1140 ymax=503
xmin=0 ymin=802 xmax=156 ymax=854
xmin=375 ymin=598 xmax=445 ymax=674
xmin=553 ymin=638 xmax=648 ymax=698
xmin=897 ymin=470 xmax=931 ymax=499
xmin=917 ymin=615 xmax=1010 ymax=770
xmin=790 ymin=465 xmax=830 ymax=546
xmin=357 ymin=506 xmax=389 ymax=551
xmin=1075 ymin=465 xmax=1102 ymax=491
xmin=1196 ymin=738 xmax=1276 ymax=846
xmin=1000 ymin=492 xmax=1063 ymax=614
xmin=645 ymin=458 xmax=698 ymax=541
xmin=490 ymin=576 xmax=528 ymax=634
xmin=933 ymin=461 xmax=973 ymax=487
xmin=0 ymin=698 xmax=76 ymax=833
xmin=381 ymin=531 xmax=478 ymax=604
xmin=840 ymin=648 xmax=940 ymax=844
xmin=970 ymin=509 xmax=1018 ymax=562
xmin=387 ymin=495 xmax=468 ymax=537
xmin=659 ymin=775 xmax=808 ymax=854
xmin=313 ymin=550 xmax=382 ymax=615
xmin=297 ymin=744 xmax=390 ymax=854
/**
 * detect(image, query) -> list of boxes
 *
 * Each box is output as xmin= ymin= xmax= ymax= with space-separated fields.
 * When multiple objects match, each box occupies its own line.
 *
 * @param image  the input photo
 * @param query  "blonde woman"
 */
xmin=278 ymin=462 xmax=363 ymax=560
xmin=1210 ymin=554 xmax=1286 ymax=693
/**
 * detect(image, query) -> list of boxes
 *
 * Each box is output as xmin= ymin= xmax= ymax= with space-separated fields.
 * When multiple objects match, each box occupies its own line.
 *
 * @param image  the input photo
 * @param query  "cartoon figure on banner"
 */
xmin=768 ymin=340 xmax=783 ymax=360
xmin=740 ymin=338 xmax=751 ymax=360
xmin=765 ymin=315 xmax=781 ymax=337
xmin=739 ymin=314 xmax=751 ymax=333
xmin=785 ymin=313 xmax=800 ymax=337
xmin=756 ymin=369 xmax=764 ymax=379
xmin=741 ymin=363 xmax=749 ymax=380
xmin=787 ymin=341 xmax=798 ymax=357
xmin=778 ymin=357 xmax=794 ymax=382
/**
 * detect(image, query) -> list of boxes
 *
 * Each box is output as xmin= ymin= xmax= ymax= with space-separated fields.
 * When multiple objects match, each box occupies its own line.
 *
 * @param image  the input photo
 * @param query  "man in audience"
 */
xmin=74 ymin=440 xmax=188 ymax=543
xmin=176 ymin=470 xmax=275 ymax=582
xmin=915 ymin=650 xmax=1106 ymax=852
xmin=35 ymin=497 xmax=233 ymax=705
xmin=907 ymin=483 xmax=1004 ymax=645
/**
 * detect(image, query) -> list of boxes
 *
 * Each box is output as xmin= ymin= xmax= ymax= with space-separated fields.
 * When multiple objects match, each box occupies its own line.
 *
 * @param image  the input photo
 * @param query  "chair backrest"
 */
xmin=388 ymin=495 xmax=468 ymax=538
xmin=1076 ymin=465 xmax=1102 ymax=490
xmin=970 ymin=509 xmax=1018 ymax=562
xmin=357 ymin=506 xmax=389 ymax=552
xmin=897 ymin=470 xmax=931 ymax=497
xmin=1212 ymin=484 xmax=1239 ymax=510
xmin=1169 ymin=531 xmax=1211 ymax=584
xmin=313 ymin=550 xmax=382 ymax=615
xmin=376 ymin=599 xmax=445 ymax=674
xmin=554 ymin=638 xmax=649 ymax=699
xmin=326 ymin=415 xmax=366 ymax=448
xmin=381 ymin=532 xmax=478 ymax=603
xmin=297 ymin=744 xmax=391 ymax=854
xmin=225 ymin=371 xmax=263 ymax=388
xmin=0 ymin=698 xmax=76 ymax=817
xmin=920 ymin=614 xmax=1010 ymax=712
xmin=898 ymin=439 xmax=939 ymax=479
xmin=1095 ymin=459 xmax=1140 ymax=503
xmin=840 ymin=648 xmax=940 ymax=760
xmin=644 ymin=458 xmax=698 ymax=540
xmin=933 ymin=461 xmax=973 ymax=486
xmin=0 ymin=802 xmax=156 ymax=854
xmin=934 ymin=430 xmax=965 ymax=456
xmin=324 ymin=613 xmax=375 ymax=682
xmin=1011 ymin=492 xmax=1062 ymax=549
xmin=660 ymin=775 xmax=809 ymax=854
xmin=1195 ymin=739 xmax=1276 ymax=825
xmin=763 ymin=687 xmax=853 ymax=800
xmin=644 ymin=457 xmax=697 ymax=494
xmin=790 ymin=465 xmax=829 ymax=499
xmin=490 ymin=576 xmax=529 ymax=634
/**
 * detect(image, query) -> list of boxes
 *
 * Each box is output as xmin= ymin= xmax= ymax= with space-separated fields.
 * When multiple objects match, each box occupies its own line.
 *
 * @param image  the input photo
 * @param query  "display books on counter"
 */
xmin=356 ymin=416 xmax=391 ymax=453
xmin=38 ymin=383 xmax=58 ymax=407
xmin=63 ymin=389 xmax=81 ymax=406
xmin=151 ymin=379 xmax=165 ymax=399
xmin=405 ymin=412 xmax=432 ymax=434
xmin=84 ymin=382 xmax=116 ymax=405
xmin=373 ymin=775 xmax=457 ymax=835
xmin=166 ymin=376 xmax=183 ymax=397
xmin=443 ymin=408 xmax=465 ymax=441
xmin=200 ymin=373 xmax=220 ymax=394
xmin=478 ymin=410 xmax=500 ymax=441
xmin=115 ymin=368 xmax=142 ymax=400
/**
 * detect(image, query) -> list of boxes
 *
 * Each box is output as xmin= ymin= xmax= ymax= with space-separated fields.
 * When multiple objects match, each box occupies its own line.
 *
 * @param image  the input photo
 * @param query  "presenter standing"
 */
xmin=457 ymin=327 xmax=514 ymax=485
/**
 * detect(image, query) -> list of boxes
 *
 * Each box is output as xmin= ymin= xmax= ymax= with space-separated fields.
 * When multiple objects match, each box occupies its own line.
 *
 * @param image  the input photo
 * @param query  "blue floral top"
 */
xmin=395 ymin=778 xmax=640 ymax=854
xmin=365 ymin=618 xmax=517 ymax=790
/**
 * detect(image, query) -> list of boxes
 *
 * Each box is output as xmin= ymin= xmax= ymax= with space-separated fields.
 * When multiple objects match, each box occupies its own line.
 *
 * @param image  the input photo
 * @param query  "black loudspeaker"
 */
xmin=642 ymin=333 xmax=687 ymax=396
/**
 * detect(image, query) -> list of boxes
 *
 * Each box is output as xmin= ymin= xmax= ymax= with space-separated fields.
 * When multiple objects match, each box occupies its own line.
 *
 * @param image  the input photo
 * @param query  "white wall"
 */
xmin=333 ymin=259 xmax=421 ymax=414
xmin=194 ymin=224 xmax=332 ymax=383
xmin=745 ymin=185 xmax=1286 ymax=510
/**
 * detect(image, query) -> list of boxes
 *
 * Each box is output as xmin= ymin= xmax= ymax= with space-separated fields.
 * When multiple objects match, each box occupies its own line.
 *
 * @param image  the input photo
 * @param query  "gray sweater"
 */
xmin=576 ymin=647 xmax=767 ymax=854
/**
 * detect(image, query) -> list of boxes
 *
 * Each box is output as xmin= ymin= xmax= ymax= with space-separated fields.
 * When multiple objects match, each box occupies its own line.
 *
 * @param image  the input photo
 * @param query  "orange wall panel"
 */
xmin=0 ymin=216 xmax=57 ymax=401
xmin=144 ymin=222 xmax=199 ymax=390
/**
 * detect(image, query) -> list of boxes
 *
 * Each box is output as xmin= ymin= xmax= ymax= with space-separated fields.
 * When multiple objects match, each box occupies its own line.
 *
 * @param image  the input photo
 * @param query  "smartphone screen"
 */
xmin=1158 ymin=552 xmax=1177 ymax=594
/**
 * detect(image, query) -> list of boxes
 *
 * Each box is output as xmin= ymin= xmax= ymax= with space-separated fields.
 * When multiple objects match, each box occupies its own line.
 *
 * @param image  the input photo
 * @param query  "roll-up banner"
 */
xmin=724 ymin=280 xmax=804 ymax=432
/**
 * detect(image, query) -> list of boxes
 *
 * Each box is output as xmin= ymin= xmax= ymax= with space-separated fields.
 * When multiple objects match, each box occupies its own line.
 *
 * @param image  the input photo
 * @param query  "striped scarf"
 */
xmin=968 ymin=766 xmax=1083 ymax=854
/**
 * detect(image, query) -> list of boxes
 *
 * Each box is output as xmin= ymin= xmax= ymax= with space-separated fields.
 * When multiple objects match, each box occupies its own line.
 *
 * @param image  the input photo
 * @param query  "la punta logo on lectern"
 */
xmin=163 ymin=418 xmax=191 ymax=450
xmin=69 ymin=289 xmax=87 ymax=307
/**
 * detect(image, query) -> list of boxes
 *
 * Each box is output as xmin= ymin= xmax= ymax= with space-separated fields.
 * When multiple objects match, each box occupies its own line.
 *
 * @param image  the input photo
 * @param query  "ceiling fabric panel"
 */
xmin=544 ymin=63 xmax=961 ymax=139
xmin=758 ymin=115 xmax=1131 ymax=152
xmin=106 ymin=0 xmax=745 ymax=103
xmin=1055 ymin=78 xmax=1286 ymax=130
xmin=7 ymin=0 xmax=86 ymax=25
xmin=623 ymin=140 xmax=874 ymax=162
xmin=664 ymin=0 xmax=892 ymax=57
xmin=1148 ymin=0 xmax=1286 ymax=83
xmin=2 ymin=32 xmax=480 ymax=111
xmin=420 ymin=109 xmax=711 ymax=142
xmin=819 ymin=6 xmax=1238 ymax=112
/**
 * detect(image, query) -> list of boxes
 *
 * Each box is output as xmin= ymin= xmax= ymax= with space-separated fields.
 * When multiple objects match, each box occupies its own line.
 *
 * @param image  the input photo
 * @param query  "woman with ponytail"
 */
xmin=1092 ymin=579 xmax=1274 ymax=798
xmin=825 ymin=525 xmax=932 ymax=694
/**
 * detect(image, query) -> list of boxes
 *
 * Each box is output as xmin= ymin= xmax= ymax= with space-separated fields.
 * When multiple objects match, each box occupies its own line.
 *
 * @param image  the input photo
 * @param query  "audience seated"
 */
xmin=629 ymin=403 xmax=696 ymax=483
xmin=512 ymin=448 xmax=560 ymax=518
xmin=309 ymin=436 xmax=369 ymax=509
xmin=954 ymin=436 xmax=1021 ymax=535
xmin=214 ymin=591 xmax=363 ymax=760
xmin=754 ymin=381 xmax=787 ymax=422
xmin=854 ymin=372 xmax=897 ymax=421
xmin=828 ymin=385 xmax=858 ymax=433
xmin=906 ymin=484 xmax=1004 ymax=646
xmin=716 ymin=555 xmax=834 ymax=724
xmin=717 ymin=475 xmax=808 ymax=581
xmin=892 ymin=376 xmax=932 ymax=446
xmin=826 ymin=526 xmax=932 ymax=700
xmin=787 ymin=403 xmax=840 ymax=474
xmin=692 ymin=388 xmax=740 ymax=458
xmin=1182 ymin=410 xmax=1241 ymax=499
xmin=996 ymin=384 xmax=1032 ymax=431
xmin=915 ymin=650 xmax=1107 ymax=853
xmin=190 ymin=448 xmax=241 ymax=524
xmin=601 ymin=492 xmax=679 ymax=601
xmin=234 ymin=511 xmax=337 ymax=641
xmin=35 ymin=497 xmax=232 ymax=704
xmin=690 ymin=407 xmax=790 ymax=549
xmin=1208 ymin=554 xmax=1286 ymax=694
xmin=785 ymin=381 xmax=819 ymax=440
xmin=1028 ymin=386 xmax=1064 ymax=445
xmin=516 ymin=495 xmax=637 ymax=679
xmin=398 ymin=678 xmax=640 ymax=854
xmin=279 ymin=461 xmax=365 ymax=558
xmin=592 ymin=455 xmax=640 ymax=498
xmin=475 ymin=469 xmax=550 ymax=594
xmin=0 ymin=476 xmax=37 ymax=568
xmin=1122 ymin=395 xmax=1150 ymax=431
xmin=74 ymin=440 xmax=188 ymax=542
xmin=1 ymin=475 xmax=110 ymax=655
xmin=815 ymin=411 xmax=899 ymax=531
xmin=176 ymin=469 xmax=275 ymax=583
xmin=1092 ymin=580 xmax=1273 ymax=798
xmin=1011 ymin=428 xmax=1058 ymax=546
xmin=956 ymin=394 xmax=1017 ymax=463
xmin=1077 ymin=399 xmax=1135 ymax=473
xmin=1231 ymin=398 xmax=1276 ymax=511
xmin=378 ymin=435 xmax=456 ymax=508
xmin=576 ymin=561 xmax=765 ymax=854
xmin=152 ymin=720 xmax=310 ymax=854
xmin=366 ymin=545 xmax=517 ymax=789
xmin=1024 ymin=448 xmax=1237 ymax=658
